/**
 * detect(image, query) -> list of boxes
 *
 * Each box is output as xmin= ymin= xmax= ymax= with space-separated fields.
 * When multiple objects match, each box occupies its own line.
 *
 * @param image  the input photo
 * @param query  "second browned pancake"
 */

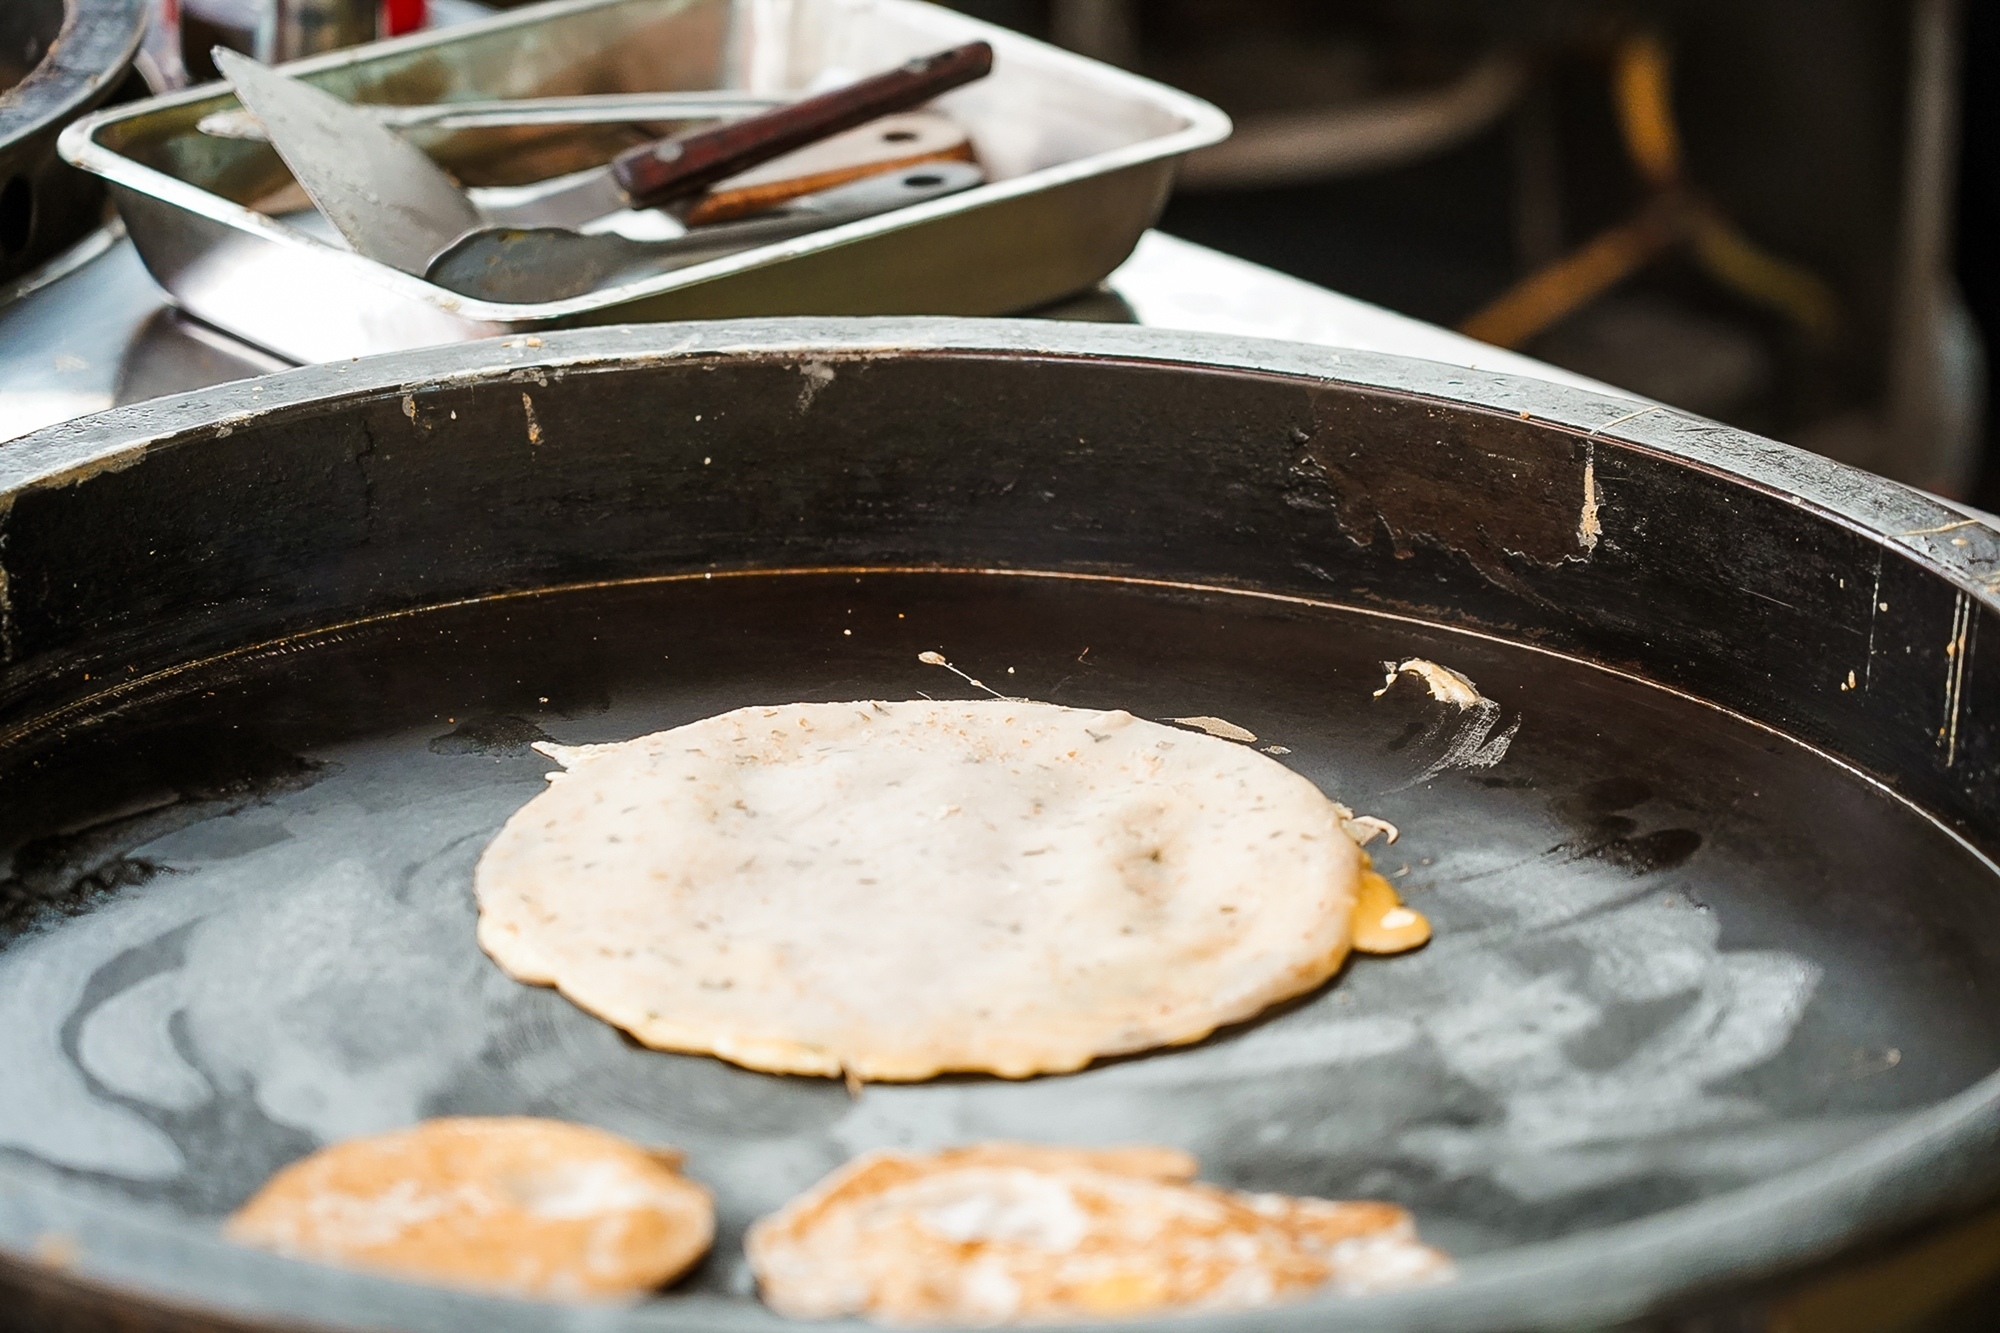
xmin=746 ymin=1142 xmax=1452 ymax=1324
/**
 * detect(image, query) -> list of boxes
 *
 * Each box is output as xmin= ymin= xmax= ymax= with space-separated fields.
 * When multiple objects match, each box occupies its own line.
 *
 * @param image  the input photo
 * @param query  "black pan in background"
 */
xmin=0 ymin=0 xmax=146 ymax=284
xmin=3 ymin=318 xmax=2000 ymax=1331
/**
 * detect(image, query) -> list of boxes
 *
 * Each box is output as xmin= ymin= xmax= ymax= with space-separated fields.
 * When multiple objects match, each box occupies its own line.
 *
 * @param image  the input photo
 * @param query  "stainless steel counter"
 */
xmin=0 ymin=225 xmax=1626 ymax=445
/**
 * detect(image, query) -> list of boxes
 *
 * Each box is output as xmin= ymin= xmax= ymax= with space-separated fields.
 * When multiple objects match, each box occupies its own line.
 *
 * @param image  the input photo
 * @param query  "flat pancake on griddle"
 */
xmin=474 ymin=699 xmax=1374 ymax=1080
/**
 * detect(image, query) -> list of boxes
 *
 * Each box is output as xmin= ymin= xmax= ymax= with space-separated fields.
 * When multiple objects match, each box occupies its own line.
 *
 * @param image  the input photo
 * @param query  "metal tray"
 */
xmin=55 ymin=0 xmax=1229 ymax=363
xmin=6 ymin=319 xmax=2000 ymax=1329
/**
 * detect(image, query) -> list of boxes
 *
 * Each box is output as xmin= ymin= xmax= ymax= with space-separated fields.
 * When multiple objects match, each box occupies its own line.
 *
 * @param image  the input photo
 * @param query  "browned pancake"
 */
xmin=226 ymin=1116 xmax=713 ymax=1300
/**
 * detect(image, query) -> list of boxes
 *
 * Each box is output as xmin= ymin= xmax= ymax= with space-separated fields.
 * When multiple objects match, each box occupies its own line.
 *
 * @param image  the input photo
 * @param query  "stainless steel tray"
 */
xmin=57 ymin=0 xmax=1230 ymax=362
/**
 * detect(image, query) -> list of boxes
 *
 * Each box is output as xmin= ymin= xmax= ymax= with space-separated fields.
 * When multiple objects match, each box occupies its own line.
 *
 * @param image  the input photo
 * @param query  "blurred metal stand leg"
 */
xmin=1508 ymin=77 xmax=1565 ymax=276
xmin=1049 ymin=0 xmax=1136 ymax=69
xmin=256 ymin=0 xmax=375 ymax=62
xmin=136 ymin=0 xmax=191 ymax=91
xmin=1884 ymin=0 xmax=1984 ymax=496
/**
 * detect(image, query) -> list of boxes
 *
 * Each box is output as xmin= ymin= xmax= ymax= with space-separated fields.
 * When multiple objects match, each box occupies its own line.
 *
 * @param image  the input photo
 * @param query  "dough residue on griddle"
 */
xmin=1166 ymin=715 xmax=1258 ymax=743
xmin=1374 ymin=658 xmax=1486 ymax=708
xmin=473 ymin=699 xmax=1369 ymax=1081
xmin=746 ymin=1142 xmax=1454 ymax=1324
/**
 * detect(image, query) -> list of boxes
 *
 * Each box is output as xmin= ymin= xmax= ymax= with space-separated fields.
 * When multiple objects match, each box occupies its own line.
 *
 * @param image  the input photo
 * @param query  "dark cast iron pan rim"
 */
xmin=3 ymin=318 xmax=1993 ymax=615
xmin=2 ymin=316 xmax=1998 ymax=1332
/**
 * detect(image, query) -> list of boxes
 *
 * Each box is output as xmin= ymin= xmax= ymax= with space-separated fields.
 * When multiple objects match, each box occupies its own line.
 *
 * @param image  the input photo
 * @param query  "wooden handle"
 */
xmin=610 ymin=41 xmax=993 ymax=209
xmin=681 ymin=112 xmax=972 ymax=226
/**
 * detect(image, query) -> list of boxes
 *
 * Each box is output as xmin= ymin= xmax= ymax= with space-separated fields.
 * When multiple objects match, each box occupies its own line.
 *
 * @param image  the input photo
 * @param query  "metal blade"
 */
xmin=472 ymin=163 xmax=632 ymax=232
xmin=214 ymin=48 xmax=482 ymax=276
xmin=197 ymin=91 xmax=787 ymax=140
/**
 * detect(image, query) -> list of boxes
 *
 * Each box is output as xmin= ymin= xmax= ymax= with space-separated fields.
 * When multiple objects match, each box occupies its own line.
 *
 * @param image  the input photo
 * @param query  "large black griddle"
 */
xmin=3 ymin=319 xmax=2000 ymax=1332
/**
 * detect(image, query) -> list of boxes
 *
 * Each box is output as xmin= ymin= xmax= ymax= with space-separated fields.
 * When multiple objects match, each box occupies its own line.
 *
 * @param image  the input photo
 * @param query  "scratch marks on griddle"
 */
xmin=1375 ymin=659 xmax=1520 ymax=789
xmin=1577 ymin=441 xmax=1601 ymax=553
xmin=917 ymin=651 xmax=1013 ymax=701
xmin=1740 ymin=585 xmax=1800 ymax=614
xmin=1586 ymin=403 xmax=1666 ymax=436
xmin=797 ymin=361 xmax=837 ymax=412
xmin=1863 ymin=551 xmax=1883 ymax=692
xmin=1901 ymin=517 xmax=1980 ymax=537
xmin=0 ymin=500 xmax=13 ymax=667
xmin=1942 ymin=589 xmax=1976 ymax=768
xmin=1293 ymin=390 xmax=1591 ymax=590
xmin=351 ymin=411 xmax=383 ymax=545
xmin=520 ymin=392 xmax=544 ymax=447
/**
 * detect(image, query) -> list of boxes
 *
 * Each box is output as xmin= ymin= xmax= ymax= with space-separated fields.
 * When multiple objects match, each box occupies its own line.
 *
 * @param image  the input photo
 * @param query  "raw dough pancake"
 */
xmin=225 ymin=1117 xmax=713 ymax=1300
xmin=475 ymin=700 xmax=1364 ymax=1080
xmin=745 ymin=1143 xmax=1453 ymax=1324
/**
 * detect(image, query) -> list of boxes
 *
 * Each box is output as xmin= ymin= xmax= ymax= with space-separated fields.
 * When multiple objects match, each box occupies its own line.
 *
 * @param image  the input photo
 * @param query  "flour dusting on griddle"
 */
xmin=1374 ymin=659 xmax=1518 ymax=787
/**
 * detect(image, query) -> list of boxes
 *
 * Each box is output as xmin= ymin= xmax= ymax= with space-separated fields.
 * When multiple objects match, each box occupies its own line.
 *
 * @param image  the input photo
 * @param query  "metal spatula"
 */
xmin=214 ymin=47 xmax=481 ymax=275
xmin=425 ymin=160 xmax=985 ymax=303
